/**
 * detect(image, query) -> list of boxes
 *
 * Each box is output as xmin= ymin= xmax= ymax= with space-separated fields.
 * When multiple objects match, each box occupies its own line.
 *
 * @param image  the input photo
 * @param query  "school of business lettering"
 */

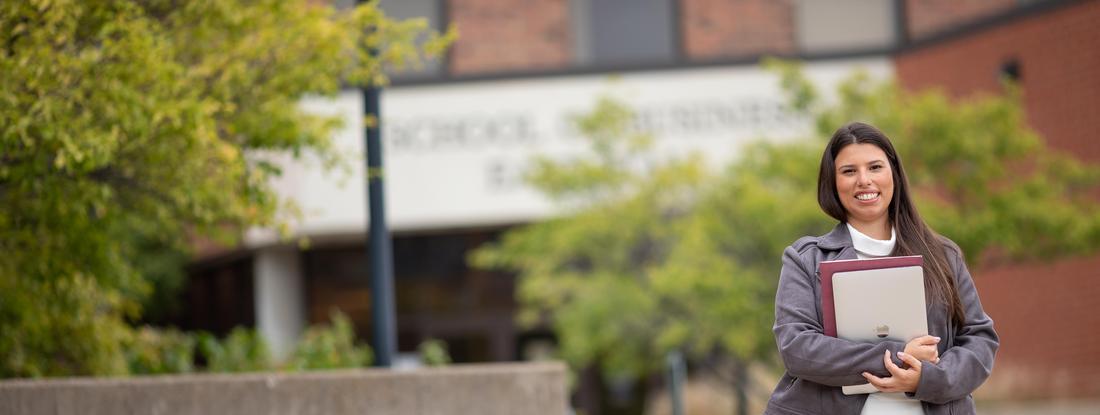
xmin=382 ymin=97 xmax=799 ymax=155
xmin=384 ymin=115 xmax=538 ymax=153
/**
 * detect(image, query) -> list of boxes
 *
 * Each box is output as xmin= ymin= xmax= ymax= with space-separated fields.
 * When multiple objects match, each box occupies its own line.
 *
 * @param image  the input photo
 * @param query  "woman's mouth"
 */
xmin=856 ymin=192 xmax=880 ymax=202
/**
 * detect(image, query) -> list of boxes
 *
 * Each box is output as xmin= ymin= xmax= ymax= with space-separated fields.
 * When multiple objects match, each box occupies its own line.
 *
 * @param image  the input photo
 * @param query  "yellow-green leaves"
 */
xmin=0 ymin=0 xmax=448 ymax=377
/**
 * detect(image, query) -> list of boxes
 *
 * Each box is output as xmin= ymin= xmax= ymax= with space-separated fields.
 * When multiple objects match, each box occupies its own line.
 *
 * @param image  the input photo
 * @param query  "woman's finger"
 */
xmin=906 ymin=335 xmax=940 ymax=347
xmin=897 ymin=351 xmax=922 ymax=372
xmin=862 ymin=372 xmax=891 ymax=392
xmin=884 ymin=350 xmax=905 ymax=376
xmin=918 ymin=335 xmax=941 ymax=345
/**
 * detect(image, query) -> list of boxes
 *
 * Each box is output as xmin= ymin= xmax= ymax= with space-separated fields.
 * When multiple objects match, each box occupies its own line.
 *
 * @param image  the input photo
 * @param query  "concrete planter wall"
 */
xmin=0 ymin=362 xmax=568 ymax=415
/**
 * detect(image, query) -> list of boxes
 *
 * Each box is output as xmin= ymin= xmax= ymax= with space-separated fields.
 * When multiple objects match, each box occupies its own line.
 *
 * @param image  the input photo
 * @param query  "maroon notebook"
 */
xmin=819 ymin=255 xmax=923 ymax=337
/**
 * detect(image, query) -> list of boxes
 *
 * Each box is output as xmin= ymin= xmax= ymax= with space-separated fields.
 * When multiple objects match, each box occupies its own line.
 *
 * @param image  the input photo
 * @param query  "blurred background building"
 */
xmin=175 ymin=0 xmax=1098 ymax=412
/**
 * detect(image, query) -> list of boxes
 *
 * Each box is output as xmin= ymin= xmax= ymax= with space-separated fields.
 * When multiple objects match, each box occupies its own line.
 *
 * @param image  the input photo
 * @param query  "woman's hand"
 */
xmin=862 ymin=350 xmax=923 ymax=393
xmin=904 ymin=335 xmax=941 ymax=364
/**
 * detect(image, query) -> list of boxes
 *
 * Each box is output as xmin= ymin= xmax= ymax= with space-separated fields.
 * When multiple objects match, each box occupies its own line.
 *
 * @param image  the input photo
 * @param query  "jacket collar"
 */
xmin=819 ymin=222 xmax=855 ymax=252
xmin=813 ymin=223 xmax=859 ymax=272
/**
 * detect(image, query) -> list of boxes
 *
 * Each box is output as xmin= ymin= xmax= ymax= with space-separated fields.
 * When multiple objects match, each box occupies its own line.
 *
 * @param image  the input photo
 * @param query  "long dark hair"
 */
xmin=817 ymin=122 xmax=965 ymax=327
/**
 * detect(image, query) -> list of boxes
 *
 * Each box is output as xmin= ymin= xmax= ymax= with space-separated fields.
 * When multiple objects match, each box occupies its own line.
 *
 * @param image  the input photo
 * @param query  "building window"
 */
xmin=572 ymin=0 xmax=677 ymax=67
xmin=794 ymin=0 xmax=897 ymax=54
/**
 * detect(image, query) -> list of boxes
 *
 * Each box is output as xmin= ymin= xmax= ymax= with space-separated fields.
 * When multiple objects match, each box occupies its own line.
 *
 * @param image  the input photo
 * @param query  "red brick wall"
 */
xmin=447 ymin=0 xmax=572 ymax=75
xmin=896 ymin=0 xmax=1100 ymax=162
xmin=973 ymin=256 xmax=1100 ymax=399
xmin=905 ymin=0 xmax=1017 ymax=40
xmin=896 ymin=0 xmax=1100 ymax=399
xmin=681 ymin=0 xmax=795 ymax=60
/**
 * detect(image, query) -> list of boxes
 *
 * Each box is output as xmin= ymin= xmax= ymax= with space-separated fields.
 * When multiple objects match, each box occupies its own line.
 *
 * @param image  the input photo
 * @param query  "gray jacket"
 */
xmin=765 ymin=224 xmax=998 ymax=415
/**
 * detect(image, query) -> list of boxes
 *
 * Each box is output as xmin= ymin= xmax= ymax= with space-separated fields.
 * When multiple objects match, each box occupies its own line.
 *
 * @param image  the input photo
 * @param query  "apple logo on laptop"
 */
xmin=874 ymin=324 xmax=890 ymax=338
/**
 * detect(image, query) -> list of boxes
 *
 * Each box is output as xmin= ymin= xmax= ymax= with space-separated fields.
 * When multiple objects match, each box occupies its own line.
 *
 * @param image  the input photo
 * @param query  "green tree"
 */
xmin=0 ymin=0 xmax=452 ymax=377
xmin=472 ymin=61 xmax=1100 ymax=414
xmin=473 ymin=97 xmax=713 ymax=414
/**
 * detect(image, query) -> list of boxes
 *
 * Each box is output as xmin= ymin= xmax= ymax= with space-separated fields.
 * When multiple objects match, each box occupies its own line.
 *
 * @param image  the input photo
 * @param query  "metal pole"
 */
xmin=364 ymin=76 xmax=396 ymax=368
xmin=667 ymin=349 xmax=686 ymax=415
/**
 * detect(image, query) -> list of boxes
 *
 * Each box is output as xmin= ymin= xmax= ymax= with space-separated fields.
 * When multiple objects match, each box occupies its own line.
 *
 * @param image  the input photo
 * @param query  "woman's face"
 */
xmin=834 ymin=143 xmax=894 ymax=228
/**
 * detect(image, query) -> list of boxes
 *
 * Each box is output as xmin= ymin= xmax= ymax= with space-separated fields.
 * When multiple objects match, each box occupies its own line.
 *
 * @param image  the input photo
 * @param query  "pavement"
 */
xmin=976 ymin=399 xmax=1100 ymax=415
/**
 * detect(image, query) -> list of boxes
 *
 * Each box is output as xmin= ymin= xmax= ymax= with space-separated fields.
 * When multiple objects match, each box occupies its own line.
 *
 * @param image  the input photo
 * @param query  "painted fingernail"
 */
xmin=898 ymin=351 xmax=908 ymax=358
xmin=934 ymin=336 xmax=941 ymax=341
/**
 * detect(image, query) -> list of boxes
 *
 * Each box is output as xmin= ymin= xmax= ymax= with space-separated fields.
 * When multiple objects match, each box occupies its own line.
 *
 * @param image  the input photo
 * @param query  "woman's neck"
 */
xmin=848 ymin=218 xmax=891 ymax=240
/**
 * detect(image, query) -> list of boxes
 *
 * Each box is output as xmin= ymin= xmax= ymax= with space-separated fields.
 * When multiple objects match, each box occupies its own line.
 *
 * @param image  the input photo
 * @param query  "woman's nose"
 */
xmin=856 ymin=170 xmax=872 ymax=186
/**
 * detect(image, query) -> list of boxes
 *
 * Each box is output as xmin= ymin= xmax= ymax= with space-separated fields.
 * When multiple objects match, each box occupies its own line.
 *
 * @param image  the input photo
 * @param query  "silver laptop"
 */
xmin=832 ymin=265 xmax=927 ymax=394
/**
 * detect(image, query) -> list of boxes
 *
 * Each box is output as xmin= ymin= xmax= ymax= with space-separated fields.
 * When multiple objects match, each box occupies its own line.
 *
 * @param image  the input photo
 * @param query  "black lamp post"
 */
xmin=357 ymin=0 xmax=397 ymax=367
xmin=364 ymin=81 xmax=396 ymax=368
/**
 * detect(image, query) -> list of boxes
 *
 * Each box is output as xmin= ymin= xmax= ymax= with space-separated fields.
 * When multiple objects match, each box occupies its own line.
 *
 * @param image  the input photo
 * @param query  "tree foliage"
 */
xmin=197 ymin=327 xmax=272 ymax=373
xmin=471 ymin=59 xmax=1100 ymax=407
xmin=286 ymin=310 xmax=373 ymax=371
xmin=764 ymin=58 xmax=1100 ymax=261
xmin=417 ymin=338 xmax=452 ymax=367
xmin=475 ymin=97 xmax=712 ymax=381
xmin=0 ymin=0 xmax=451 ymax=377
xmin=125 ymin=326 xmax=197 ymax=375
xmin=126 ymin=310 xmax=375 ymax=375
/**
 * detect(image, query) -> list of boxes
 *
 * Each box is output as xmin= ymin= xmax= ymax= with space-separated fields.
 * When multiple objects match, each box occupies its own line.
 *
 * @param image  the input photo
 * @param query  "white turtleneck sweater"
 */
xmin=846 ymin=223 xmax=924 ymax=415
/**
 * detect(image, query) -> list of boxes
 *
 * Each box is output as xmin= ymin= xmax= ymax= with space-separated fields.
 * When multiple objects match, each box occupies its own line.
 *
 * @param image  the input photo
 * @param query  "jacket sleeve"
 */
xmin=912 ymin=246 xmax=999 ymax=404
xmin=773 ymin=244 xmax=909 ymax=387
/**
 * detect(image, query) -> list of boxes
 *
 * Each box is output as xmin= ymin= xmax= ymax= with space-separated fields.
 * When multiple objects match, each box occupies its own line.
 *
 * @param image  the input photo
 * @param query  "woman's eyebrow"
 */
xmin=837 ymin=160 xmax=884 ymax=170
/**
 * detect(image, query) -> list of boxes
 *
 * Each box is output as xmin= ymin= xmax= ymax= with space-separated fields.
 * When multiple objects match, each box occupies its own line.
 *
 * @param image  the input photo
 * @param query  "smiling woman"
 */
xmin=832 ymin=143 xmax=895 ymax=240
xmin=765 ymin=122 xmax=999 ymax=415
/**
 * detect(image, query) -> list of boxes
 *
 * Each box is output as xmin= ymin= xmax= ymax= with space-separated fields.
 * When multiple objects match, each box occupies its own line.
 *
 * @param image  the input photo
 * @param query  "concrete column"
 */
xmin=254 ymin=245 xmax=306 ymax=361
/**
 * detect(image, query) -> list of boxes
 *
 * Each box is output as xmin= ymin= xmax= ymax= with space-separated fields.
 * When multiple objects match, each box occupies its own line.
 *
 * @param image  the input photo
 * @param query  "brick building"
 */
xmin=183 ymin=0 xmax=1099 ymax=412
xmin=896 ymin=0 xmax=1100 ymax=401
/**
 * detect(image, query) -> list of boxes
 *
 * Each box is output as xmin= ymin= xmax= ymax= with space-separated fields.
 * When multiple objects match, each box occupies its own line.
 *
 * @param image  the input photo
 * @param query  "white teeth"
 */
xmin=857 ymin=193 xmax=878 ymax=201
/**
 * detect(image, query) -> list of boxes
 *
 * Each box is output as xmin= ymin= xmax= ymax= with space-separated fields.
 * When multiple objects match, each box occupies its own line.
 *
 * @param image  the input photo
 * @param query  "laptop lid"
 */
xmin=832 ymin=265 xmax=927 ymax=343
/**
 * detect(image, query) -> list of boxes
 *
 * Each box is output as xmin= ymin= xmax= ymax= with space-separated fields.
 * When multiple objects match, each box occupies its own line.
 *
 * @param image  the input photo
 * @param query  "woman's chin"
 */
xmin=849 ymin=209 xmax=888 ymax=224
